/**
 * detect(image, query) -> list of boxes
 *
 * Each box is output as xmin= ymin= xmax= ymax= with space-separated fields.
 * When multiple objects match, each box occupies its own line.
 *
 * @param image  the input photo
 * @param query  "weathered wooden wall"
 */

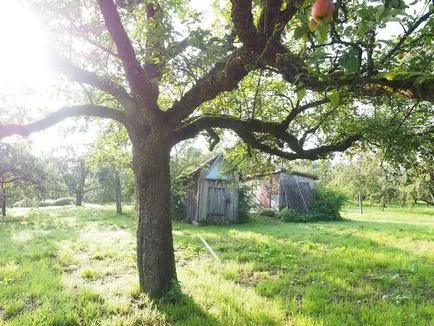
xmin=279 ymin=173 xmax=316 ymax=214
xmin=184 ymin=167 xmax=239 ymax=223
xmin=246 ymin=172 xmax=316 ymax=213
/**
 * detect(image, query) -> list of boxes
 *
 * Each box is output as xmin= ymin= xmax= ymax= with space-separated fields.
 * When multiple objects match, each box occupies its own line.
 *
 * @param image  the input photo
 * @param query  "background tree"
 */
xmin=0 ymin=143 xmax=44 ymax=216
xmin=89 ymin=121 xmax=134 ymax=214
xmin=0 ymin=0 xmax=433 ymax=297
xmin=56 ymin=151 xmax=96 ymax=207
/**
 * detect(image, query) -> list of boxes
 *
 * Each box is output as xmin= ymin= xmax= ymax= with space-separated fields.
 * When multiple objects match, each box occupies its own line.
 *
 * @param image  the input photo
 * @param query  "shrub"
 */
xmin=12 ymin=198 xmax=39 ymax=208
xmin=279 ymin=208 xmax=304 ymax=222
xmin=53 ymin=197 xmax=74 ymax=206
xmin=39 ymin=200 xmax=54 ymax=207
xmin=237 ymin=186 xmax=255 ymax=223
xmin=39 ymin=197 xmax=74 ymax=207
xmin=171 ymin=187 xmax=186 ymax=220
xmin=280 ymin=187 xmax=347 ymax=223
xmin=306 ymin=187 xmax=347 ymax=221
xmin=259 ymin=208 xmax=278 ymax=218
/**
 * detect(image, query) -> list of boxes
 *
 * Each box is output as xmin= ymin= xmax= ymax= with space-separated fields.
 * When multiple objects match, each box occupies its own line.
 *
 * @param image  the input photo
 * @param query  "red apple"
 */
xmin=310 ymin=0 xmax=335 ymax=31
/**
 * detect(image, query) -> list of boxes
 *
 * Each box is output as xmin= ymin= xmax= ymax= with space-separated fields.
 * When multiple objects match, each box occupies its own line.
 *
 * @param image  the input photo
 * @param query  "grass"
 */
xmin=0 ymin=205 xmax=433 ymax=325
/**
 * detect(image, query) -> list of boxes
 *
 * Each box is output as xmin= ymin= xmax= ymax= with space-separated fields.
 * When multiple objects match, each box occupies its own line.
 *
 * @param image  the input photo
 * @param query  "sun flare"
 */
xmin=0 ymin=2 xmax=50 ymax=93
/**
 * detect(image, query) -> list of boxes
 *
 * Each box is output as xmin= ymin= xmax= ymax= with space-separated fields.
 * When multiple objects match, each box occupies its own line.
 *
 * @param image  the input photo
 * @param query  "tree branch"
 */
xmin=231 ymin=0 xmax=258 ymax=46
xmin=166 ymin=46 xmax=257 ymax=124
xmin=381 ymin=9 xmax=434 ymax=64
xmin=50 ymin=54 xmax=136 ymax=109
xmin=267 ymin=47 xmax=434 ymax=103
xmin=172 ymin=114 xmax=360 ymax=160
xmin=0 ymin=105 xmax=126 ymax=139
xmin=237 ymin=131 xmax=360 ymax=161
xmin=97 ymin=0 xmax=161 ymax=118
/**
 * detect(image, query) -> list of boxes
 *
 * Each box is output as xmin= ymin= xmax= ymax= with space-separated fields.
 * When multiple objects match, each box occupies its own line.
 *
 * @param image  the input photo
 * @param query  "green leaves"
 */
xmin=339 ymin=49 xmax=359 ymax=73
xmin=296 ymin=88 xmax=307 ymax=101
xmin=328 ymin=91 xmax=340 ymax=106
xmin=293 ymin=13 xmax=309 ymax=41
xmin=315 ymin=23 xmax=329 ymax=45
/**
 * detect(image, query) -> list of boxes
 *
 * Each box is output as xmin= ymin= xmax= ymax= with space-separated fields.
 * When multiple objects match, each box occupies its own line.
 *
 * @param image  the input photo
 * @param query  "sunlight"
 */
xmin=0 ymin=2 xmax=50 ymax=93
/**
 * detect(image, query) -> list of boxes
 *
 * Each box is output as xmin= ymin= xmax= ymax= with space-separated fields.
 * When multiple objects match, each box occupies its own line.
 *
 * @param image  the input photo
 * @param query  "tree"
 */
xmin=0 ymin=143 xmax=44 ymax=216
xmin=0 ymin=0 xmax=433 ymax=297
xmin=89 ymin=121 xmax=133 ymax=214
xmin=330 ymin=152 xmax=397 ymax=207
xmin=56 ymin=154 xmax=96 ymax=207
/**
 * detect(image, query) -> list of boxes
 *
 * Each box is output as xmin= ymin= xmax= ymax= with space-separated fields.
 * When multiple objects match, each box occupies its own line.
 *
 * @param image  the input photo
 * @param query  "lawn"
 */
xmin=0 ymin=205 xmax=433 ymax=325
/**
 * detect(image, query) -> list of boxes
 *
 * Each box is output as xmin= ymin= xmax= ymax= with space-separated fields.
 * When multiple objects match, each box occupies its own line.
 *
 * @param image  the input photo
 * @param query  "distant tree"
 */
xmin=0 ymin=143 xmax=44 ymax=216
xmin=56 ymin=155 xmax=95 ymax=207
xmin=89 ymin=121 xmax=132 ymax=214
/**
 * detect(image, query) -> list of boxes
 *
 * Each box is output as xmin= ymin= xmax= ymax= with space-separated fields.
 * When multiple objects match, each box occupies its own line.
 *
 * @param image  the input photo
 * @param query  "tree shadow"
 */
xmin=157 ymin=291 xmax=221 ymax=326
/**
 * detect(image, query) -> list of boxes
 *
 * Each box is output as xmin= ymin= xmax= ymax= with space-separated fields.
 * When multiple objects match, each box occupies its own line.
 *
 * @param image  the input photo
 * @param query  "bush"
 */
xmin=12 ymin=198 xmax=39 ymax=208
xmin=280 ymin=187 xmax=347 ymax=223
xmin=171 ymin=186 xmax=186 ymax=220
xmin=237 ymin=186 xmax=255 ymax=223
xmin=39 ymin=197 xmax=74 ymax=207
xmin=258 ymin=208 xmax=278 ymax=218
xmin=279 ymin=207 xmax=304 ymax=222
xmin=307 ymin=187 xmax=347 ymax=221
xmin=39 ymin=200 xmax=54 ymax=207
xmin=53 ymin=197 xmax=74 ymax=206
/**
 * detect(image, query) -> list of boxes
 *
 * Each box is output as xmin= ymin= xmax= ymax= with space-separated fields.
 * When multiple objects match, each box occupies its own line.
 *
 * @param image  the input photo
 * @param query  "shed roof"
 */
xmin=244 ymin=169 xmax=318 ymax=181
xmin=205 ymin=155 xmax=230 ymax=180
xmin=177 ymin=155 xmax=233 ymax=182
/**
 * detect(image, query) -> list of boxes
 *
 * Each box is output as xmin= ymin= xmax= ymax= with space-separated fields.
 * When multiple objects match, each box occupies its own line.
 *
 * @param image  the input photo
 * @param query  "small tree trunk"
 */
xmin=75 ymin=191 xmax=83 ymax=206
xmin=358 ymin=192 xmax=363 ymax=214
xmin=1 ymin=185 xmax=5 ymax=217
xmin=132 ymin=131 xmax=176 ymax=298
xmin=115 ymin=170 xmax=122 ymax=215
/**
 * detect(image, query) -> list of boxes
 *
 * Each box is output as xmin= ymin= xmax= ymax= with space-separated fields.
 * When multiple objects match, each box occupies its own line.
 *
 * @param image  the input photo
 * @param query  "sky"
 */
xmin=0 ymin=2 xmax=50 ymax=94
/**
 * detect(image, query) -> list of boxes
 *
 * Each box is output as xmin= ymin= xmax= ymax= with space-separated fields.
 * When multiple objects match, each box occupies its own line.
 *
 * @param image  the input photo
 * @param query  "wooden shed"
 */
xmin=179 ymin=155 xmax=239 ymax=224
xmin=244 ymin=170 xmax=318 ymax=214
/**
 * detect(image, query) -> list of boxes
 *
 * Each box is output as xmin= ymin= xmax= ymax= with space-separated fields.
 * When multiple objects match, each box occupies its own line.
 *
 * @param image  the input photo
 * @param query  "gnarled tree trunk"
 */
xmin=132 ymin=130 xmax=176 ymax=298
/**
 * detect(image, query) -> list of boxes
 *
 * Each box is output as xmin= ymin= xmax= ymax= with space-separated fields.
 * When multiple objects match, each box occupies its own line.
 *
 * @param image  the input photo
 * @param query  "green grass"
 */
xmin=0 ymin=205 xmax=433 ymax=325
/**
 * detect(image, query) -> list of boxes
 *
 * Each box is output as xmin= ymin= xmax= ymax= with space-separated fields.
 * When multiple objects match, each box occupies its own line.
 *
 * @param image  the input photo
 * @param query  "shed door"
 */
xmin=207 ymin=182 xmax=227 ymax=222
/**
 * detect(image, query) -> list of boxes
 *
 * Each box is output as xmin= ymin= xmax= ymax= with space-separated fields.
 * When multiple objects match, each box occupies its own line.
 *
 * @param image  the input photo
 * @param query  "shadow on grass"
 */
xmin=158 ymin=291 xmax=221 ymax=326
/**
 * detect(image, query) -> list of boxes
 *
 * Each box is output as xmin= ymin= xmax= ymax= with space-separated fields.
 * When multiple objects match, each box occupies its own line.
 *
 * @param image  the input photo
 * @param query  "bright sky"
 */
xmin=0 ymin=2 xmax=50 ymax=94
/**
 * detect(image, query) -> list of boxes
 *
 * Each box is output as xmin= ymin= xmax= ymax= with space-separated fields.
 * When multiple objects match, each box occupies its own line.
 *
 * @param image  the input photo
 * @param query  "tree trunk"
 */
xmin=1 ymin=198 xmax=5 ymax=217
xmin=75 ymin=191 xmax=83 ymax=206
xmin=358 ymin=192 xmax=363 ymax=214
xmin=132 ymin=131 xmax=176 ymax=298
xmin=1 ymin=184 xmax=5 ymax=217
xmin=115 ymin=170 xmax=122 ymax=215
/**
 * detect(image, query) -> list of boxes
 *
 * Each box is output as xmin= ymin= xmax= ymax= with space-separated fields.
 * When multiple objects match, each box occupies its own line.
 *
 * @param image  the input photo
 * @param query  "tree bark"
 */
xmin=75 ymin=191 xmax=83 ymax=206
xmin=1 ymin=184 xmax=5 ymax=217
xmin=132 ymin=130 xmax=177 ymax=298
xmin=115 ymin=170 xmax=122 ymax=215
xmin=1 ymin=197 xmax=5 ymax=217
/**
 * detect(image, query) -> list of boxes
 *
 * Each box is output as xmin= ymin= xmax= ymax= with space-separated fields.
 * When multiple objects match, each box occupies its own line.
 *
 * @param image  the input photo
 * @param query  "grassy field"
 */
xmin=0 ymin=205 xmax=433 ymax=325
